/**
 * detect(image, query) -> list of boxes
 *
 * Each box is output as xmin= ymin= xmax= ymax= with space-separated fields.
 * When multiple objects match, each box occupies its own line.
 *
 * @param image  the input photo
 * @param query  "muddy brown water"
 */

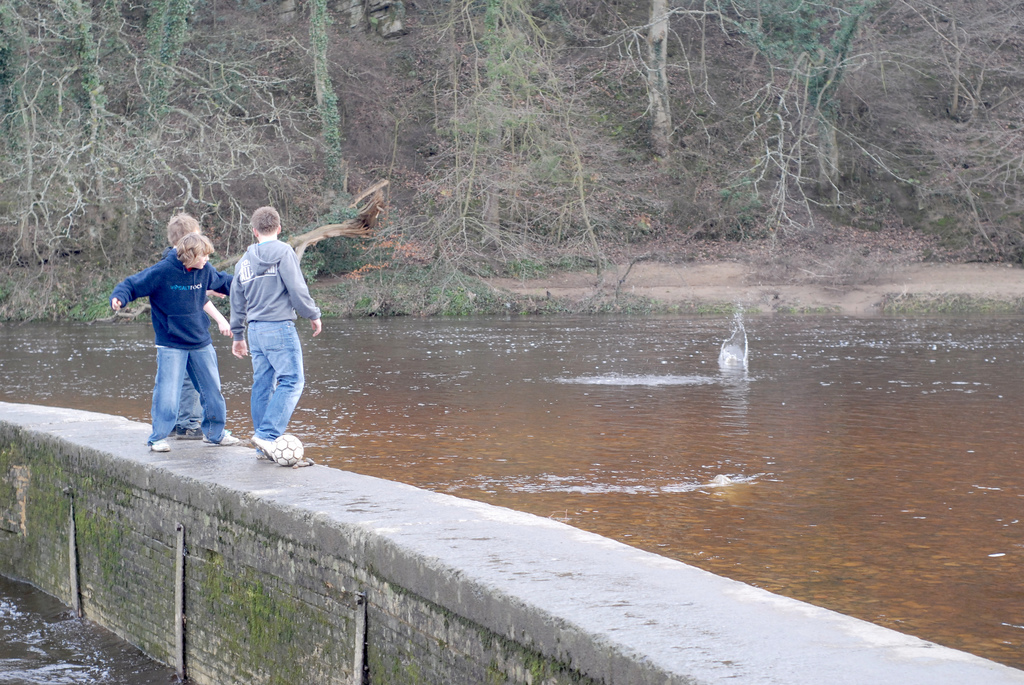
xmin=1 ymin=315 xmax=1022 ymax=676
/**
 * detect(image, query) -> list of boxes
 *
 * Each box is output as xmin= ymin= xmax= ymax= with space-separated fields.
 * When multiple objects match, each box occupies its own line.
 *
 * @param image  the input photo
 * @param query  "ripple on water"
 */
xmin=552 ymin=374 xmax=721 ymax=386
xmin=445 ymin=472 xmax=765 ymax=495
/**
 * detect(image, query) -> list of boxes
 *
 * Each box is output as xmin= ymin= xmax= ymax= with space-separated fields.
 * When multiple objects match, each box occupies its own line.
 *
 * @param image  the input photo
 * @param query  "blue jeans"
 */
xmin=247 ymin=320 xmax=304 ymax=442
xmin=175 ymin=374 xmax=202 ymax=431
xmin=148 ymin=344 xmax=227 ymax=444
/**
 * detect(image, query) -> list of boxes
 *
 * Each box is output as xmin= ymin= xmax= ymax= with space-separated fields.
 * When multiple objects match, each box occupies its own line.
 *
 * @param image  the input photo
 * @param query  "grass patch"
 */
xmin=0 ymin=268 xmax=126 ymax=321
xmin=881 ymin=293 xmax=1024 ymax=315
xmin=312 ymin=265 xmax=515 ymax=317
xmin=662 ymin=301 xmax=750 ymax=315
xmin=773 ymin=304 xmax=842 ymax=315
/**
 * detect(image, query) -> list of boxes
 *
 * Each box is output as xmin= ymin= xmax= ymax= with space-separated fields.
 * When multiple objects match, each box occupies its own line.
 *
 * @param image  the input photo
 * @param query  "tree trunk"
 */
xmin=481 ymin=189 xmax=501 ymax=247
xmin=815 ymin=114 xmax=839 ymax=204
xmin=310 ymin=0 xmax=347 ymax=191
xmin=15 ymin=90 xmax=37 ymax=264
xmin=647 ymin=0 xmax=672 ymax=158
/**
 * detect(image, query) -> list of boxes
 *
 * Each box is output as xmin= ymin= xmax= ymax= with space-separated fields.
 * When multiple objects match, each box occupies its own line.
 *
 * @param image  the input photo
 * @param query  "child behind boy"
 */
xmin=111 ymin=231 xmax=241 ymax=452
xmin=163 ymin=214 xmax=232 ymax=439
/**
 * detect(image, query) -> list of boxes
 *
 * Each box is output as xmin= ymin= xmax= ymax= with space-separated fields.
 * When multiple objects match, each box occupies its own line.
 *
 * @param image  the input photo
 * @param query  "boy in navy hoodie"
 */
xmin=111 ymin=231 xmax=241 ymax=452
xmin=164 ymin=213 xmax=232 ymax=440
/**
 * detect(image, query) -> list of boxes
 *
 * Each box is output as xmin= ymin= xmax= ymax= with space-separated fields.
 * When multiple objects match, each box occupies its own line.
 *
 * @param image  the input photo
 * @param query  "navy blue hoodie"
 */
xmin=111 ymin=249 xmax=232 ymax=350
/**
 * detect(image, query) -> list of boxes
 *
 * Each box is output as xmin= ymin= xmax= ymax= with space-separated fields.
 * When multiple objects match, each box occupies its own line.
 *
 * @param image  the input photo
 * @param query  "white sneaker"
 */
xmin=150 ymin=439 xmax=171 ymax=453
xmin=250 ymin=435 xmax=277 ymax=456
xmin=205 ymin=430 xmax=241 ymax=446
xmin=254 ymin=446 xmax=275 ymax=462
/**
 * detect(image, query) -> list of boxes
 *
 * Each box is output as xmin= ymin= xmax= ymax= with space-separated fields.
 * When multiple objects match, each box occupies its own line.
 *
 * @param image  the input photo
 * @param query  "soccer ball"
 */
xmin=272 ymin=434 xmax=304 ymax=467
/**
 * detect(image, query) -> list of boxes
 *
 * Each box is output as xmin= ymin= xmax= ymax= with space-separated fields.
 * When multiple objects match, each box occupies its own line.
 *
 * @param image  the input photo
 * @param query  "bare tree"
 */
xmin=845 ymin=0 xmax=1024 ymax=257
xmin=0 ymin=0 xmax=321 ymax=266
xmin=417 ymin=0 xmax=606 ymax=270
xmin=728 ymin=0 xmax=872 ymax=223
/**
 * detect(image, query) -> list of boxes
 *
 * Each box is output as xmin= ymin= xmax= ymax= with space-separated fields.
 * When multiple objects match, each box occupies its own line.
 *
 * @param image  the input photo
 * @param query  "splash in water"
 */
xmin=718 ymin=311 xmax=748 ymax=370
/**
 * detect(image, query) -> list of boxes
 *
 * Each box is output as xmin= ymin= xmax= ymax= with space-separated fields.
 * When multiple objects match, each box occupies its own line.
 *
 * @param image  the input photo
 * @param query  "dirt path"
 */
xmin=487 ymin=261 xmax=1024 ymax=315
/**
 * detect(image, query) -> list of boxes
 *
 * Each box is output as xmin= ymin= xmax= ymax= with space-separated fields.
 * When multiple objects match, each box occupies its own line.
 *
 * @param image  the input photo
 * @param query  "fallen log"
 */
xmin=289 ymin=179 xmax=388 ymax=262
xmin=214 ymin=180 xmax=388 ymax=270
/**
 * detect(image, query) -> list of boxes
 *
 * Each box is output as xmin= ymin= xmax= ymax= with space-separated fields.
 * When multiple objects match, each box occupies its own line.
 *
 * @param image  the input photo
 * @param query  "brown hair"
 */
xmin=251 ymin=206 xmax=281 ymax=236
xmin=166 ymin=213 xmax=201 ymax=246
xmin=176 ymin=232 xmax=214 ymax=269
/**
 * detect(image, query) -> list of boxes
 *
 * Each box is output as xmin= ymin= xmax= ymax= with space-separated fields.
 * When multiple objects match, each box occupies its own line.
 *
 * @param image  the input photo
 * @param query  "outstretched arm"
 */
xmin=110 ymin=263 xmax=158 ymax=311
xmin=204 ymin=300 xmax=231 ymax=337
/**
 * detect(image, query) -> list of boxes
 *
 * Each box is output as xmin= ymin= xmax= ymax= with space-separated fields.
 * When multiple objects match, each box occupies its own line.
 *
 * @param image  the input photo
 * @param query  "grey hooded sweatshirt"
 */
xmin=230 ymin=238 xmax=321 ymax=341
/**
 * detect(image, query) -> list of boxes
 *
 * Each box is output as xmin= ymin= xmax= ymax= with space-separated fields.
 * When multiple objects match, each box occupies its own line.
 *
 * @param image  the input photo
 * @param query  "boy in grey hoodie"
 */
xmin=230 ymin=206 xmax=322 ymax=459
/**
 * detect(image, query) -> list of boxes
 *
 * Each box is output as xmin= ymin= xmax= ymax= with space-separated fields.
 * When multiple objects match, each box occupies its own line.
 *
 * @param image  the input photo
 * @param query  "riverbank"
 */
xmin=484 ymin=260 xmax=1024 ymax=316
xmin=306 ymin=226 xmax=1024 ymax=317
xmin=7 ymin=228 xmax=1024 ymax=321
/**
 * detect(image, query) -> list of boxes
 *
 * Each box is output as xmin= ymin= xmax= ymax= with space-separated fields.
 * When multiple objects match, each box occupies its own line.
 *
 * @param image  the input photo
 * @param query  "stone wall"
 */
xmin=2 ymin=402 xmax=1024 ymax=685
xmin=0 ymin=410 xmax=602 ymax=684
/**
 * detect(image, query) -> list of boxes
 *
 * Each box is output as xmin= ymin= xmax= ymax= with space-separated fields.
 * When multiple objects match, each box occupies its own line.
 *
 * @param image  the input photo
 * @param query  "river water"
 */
xmin=1 ymin=315 xmax=1023 ymax=676
xmin=0 ymin=574 xmax=175 ymax=683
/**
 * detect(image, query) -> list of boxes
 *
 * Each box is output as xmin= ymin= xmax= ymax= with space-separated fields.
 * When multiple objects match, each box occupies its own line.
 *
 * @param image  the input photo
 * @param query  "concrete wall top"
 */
xmin=2 ymin=401 xmax=1022 ymax=685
